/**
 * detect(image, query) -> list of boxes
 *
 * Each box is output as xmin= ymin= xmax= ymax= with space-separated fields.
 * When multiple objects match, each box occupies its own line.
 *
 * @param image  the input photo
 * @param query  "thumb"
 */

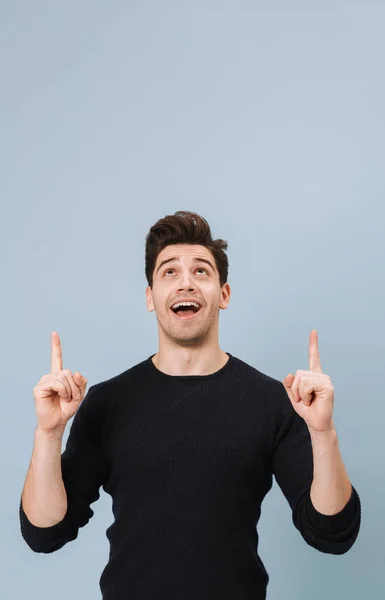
xmin=282 ymin=373 xmax=297 ymax=407
xmin=283 ymin=372 xmax=295 ymax=390
xmin=74 ymin=371 xmax=87 ymax=392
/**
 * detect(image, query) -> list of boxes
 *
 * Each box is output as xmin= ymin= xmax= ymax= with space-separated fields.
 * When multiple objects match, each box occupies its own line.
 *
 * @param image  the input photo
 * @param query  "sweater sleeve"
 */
xmin=19 ymin=384 xmax=109 ymax=553
xmin=271 ymin=383 xmax=361 ymax=555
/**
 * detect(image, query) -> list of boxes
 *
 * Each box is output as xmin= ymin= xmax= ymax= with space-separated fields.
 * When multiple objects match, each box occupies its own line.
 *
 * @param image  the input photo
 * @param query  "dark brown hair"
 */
xmin=145 ymin=210 xmax=229 ymax=288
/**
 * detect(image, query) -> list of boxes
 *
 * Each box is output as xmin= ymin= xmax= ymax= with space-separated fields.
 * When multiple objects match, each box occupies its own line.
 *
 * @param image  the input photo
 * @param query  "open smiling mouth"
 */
xmin=170 ymin=305 xmax=202 ymax=320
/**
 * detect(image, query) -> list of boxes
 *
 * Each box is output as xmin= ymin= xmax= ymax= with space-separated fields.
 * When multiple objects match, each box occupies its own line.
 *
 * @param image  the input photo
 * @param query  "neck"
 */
xmin=152 ymin=345 xmax=229 ymax=376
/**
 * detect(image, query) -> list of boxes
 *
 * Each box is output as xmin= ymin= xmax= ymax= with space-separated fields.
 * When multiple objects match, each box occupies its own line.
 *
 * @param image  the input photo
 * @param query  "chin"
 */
xmin=172 ymin=336 xmax=206 ymax=346
xmin=172 ymin=328 xmax=209 ymax=344
xmin=163 ymin=325 xmax=204 ymax=343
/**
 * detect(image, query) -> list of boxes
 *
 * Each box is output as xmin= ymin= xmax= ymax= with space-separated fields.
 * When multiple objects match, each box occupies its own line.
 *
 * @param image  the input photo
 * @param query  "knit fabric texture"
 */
xmin=19 ymin=352 xmax=361 ymax=599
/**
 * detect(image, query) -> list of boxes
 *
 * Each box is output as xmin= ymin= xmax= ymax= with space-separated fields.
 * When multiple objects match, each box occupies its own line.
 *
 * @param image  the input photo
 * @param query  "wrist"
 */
xmin=35 ymin=425 xmax=65 ymax=440
xmin=308 ymin=423 xmax=337 ymax=440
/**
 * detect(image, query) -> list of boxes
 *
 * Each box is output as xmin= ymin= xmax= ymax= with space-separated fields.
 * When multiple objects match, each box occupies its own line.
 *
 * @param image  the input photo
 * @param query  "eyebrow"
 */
xmin=155 ymin=256 xmax=215 ymax=275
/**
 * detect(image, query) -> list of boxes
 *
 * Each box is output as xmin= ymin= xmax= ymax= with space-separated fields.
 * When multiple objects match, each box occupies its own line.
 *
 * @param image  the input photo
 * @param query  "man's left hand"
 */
xmin=282 ymin=330 xmax=335 ymax=433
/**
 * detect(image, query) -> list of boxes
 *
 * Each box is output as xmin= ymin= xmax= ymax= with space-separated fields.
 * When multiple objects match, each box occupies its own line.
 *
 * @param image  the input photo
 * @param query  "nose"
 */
xmin=178 ymin=283 xmax=196 ymax=292
xmin=177 ymin=270 xmax=196 ymax=292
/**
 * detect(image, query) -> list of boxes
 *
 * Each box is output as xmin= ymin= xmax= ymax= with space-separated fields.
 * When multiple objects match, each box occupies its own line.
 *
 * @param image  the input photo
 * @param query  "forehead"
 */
xmin=156 ymin=244 xmax=213 ymax=263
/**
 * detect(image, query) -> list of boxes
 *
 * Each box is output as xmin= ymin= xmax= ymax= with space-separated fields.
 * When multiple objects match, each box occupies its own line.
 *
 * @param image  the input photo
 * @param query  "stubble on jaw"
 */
xmin=159 ymin=306 xmax=219 ymax=345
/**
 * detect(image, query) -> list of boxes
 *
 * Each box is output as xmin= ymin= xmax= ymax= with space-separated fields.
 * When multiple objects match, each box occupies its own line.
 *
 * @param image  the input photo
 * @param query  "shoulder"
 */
xmin=231 ymin=353 xmax=284 ymax=390
xmin=88 ymin=356 xmax=151 ymax=396
xmin=230 ymin=353 xmax=289 ymax=412
xmin=77 ymin=359 xmax=147 ymax=426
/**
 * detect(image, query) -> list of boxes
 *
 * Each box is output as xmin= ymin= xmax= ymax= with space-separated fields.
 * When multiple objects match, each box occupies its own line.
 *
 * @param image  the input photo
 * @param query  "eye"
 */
xmin=164 ymin=268 xmax=208 ymax=276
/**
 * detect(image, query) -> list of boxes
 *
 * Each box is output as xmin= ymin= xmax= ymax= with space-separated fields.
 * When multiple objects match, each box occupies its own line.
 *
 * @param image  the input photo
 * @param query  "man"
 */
xmin=20 ymin=210 xmax=361 ymax=599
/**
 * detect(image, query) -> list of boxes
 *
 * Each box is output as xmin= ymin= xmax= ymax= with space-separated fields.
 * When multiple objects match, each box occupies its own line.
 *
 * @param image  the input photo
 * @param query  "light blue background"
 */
xmin=2 ymin=2 xmax=384 ymax=598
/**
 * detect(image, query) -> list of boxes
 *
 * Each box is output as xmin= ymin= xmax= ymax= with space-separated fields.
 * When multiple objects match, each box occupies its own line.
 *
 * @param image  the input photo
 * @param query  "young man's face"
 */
xmin=146 ymin=244 xmax=231 ymax=345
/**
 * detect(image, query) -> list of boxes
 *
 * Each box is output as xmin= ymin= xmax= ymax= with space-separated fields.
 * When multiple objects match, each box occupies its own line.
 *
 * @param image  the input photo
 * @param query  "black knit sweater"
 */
xmin=19 ymin=352 xmax=361 ymax=599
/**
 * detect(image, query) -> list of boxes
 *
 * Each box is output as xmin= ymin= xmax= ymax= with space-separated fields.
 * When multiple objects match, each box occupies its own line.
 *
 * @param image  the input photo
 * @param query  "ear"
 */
xmin=219 ymin=283 xmax=231 ymax=310
xmin=146 ymin=286 xmax=155 ymax=312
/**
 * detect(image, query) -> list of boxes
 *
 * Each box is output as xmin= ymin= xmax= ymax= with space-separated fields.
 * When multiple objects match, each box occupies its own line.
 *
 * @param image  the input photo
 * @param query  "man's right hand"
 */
xmin=33 ymin=331 xmax=88 ymax=433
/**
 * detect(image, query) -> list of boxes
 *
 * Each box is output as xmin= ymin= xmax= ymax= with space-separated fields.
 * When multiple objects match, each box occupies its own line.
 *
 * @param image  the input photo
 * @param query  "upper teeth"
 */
xmin=172 ymin=301 xmax=200 ymax=310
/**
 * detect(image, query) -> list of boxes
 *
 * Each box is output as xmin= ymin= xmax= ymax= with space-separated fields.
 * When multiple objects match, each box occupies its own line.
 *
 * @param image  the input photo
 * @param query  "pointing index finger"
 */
xmin=309 ymin=329 xmax=323 ymax=373
xmin=51 ymin=331 xmax=63 ymax=373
